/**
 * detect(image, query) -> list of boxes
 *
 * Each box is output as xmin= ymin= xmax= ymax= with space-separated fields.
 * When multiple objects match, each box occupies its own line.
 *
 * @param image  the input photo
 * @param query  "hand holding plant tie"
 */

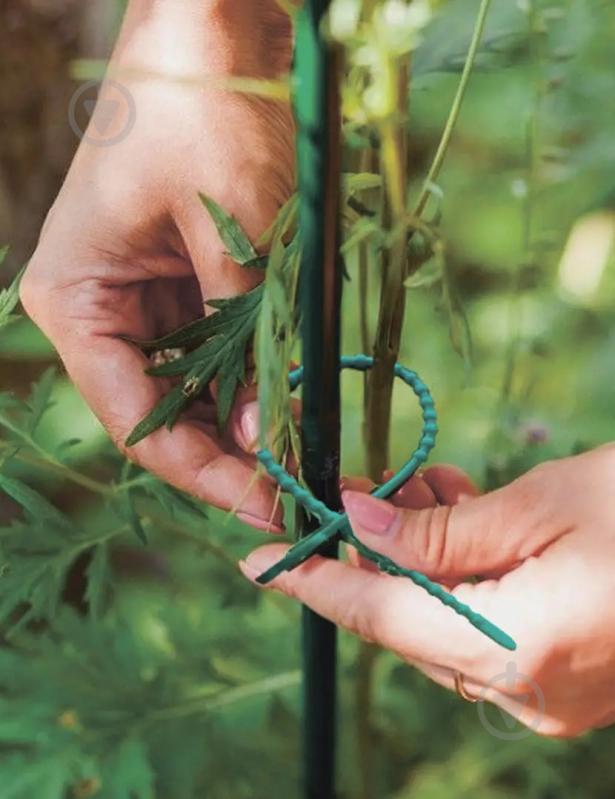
xmin=254 ymin=355 xmax=516 ymax=652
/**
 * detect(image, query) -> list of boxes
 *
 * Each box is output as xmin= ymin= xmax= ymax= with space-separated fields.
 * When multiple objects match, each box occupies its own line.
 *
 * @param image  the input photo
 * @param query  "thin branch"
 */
xmin=144 ymin=670 xmax=301 ymax=724
xmin=412 ymin=0 xmax=493 ymax=218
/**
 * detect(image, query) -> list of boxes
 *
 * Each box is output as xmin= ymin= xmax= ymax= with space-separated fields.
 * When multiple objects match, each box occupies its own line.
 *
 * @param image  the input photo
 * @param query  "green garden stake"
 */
xmin=294 ymin=2 xmax=343 ymax=798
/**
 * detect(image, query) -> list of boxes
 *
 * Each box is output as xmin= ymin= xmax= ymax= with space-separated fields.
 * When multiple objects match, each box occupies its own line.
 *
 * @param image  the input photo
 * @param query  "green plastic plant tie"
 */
xmin=256 ymin=354 xmax=517 ymax=652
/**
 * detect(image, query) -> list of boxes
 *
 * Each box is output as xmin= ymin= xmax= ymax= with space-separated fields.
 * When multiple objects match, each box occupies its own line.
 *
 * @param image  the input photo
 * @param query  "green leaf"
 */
xmin=147 ymin=286 xmax=263 ymax=378
xmin=115 ymin=462 xmax=149 ymax=545
xmin=0 ymin=474 xmax=72 ymax=529
xmin=103 ymin=739 xmax=155 ymax=799
xmin=0 ymin=255 xmax=24 ymax=331
xmin=124 ymin=386 xmax=187 ymax=448
xmin=257 ymin=194 xmax=299 ymax=246
xmin=85 ymin=543 xmax=112 ymax=619
xmin=215 ymin=345 xmax=245 ymax=430
xmin=404 ymin=258 xmax=442 ymax=289
xmin=441 ymin=256 xmax=473 ymax=377
xmin=342 ymin=172 xmax=382 ymax=195
xmin=200 ymin=193 xmax=259 ymax=266
xmin=341 ymin=217 xmax=381 ymax=254
xmin=26 ymin=367 xmax=57 ymax=434
xmin=0 ymin=753 xmax=72 ymax=799
xmin=127 ymin=285 xmax=263 ymax=444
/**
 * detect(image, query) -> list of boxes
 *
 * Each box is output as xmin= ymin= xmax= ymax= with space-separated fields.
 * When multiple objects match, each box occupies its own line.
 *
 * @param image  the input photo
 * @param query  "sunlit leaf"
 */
xmin=199 ymin=193 xmax=259 ymax=266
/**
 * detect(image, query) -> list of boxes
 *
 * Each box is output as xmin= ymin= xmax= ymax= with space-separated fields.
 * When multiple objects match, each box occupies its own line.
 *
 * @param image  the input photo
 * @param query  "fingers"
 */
xmin=421 ymin=464 xmax=480 ymax=505
xmin=58 ymin=332 xmax=284 ymax=531
xmin=390 ymin=475 xmax=437 ymax=510
xmin=340 ymin=474 xmax=437 ymax=510
xmin=240 ymin=543 xmax=502 ymax=673
xmin=341 ymin=474 xmax=437 ymax=572
xmin=340 ymin=466 xmax=560 ymax=580
xmin=230 ymin=395 xmax=301 ymax=455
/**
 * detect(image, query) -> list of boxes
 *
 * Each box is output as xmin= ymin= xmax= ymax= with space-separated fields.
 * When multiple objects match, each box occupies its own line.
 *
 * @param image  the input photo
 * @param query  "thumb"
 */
xmin=342 ymin=468 xmax=559 ymax=580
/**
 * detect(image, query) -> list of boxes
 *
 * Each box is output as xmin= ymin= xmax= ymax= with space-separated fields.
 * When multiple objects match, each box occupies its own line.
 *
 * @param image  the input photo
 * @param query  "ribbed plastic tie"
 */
xmin=256 ymin=355 xmax=516 ymax=651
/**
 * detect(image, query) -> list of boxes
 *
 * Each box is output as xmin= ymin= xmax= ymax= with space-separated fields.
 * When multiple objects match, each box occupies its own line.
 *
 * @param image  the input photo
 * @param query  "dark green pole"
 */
xmin=294 ymin=3 xmax=342 ymax=799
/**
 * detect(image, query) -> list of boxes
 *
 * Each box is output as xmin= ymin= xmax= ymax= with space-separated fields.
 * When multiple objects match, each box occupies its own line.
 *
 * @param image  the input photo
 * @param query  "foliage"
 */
xmin=1 ymin=0 xmax=615 ymax=797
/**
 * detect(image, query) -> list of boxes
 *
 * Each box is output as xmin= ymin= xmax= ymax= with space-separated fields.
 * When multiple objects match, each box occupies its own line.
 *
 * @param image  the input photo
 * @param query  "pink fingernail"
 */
xmin=237 ymin=511 xmax=285 ymax=535
xmin=239 ymin=405 xmax=259 ymax=451
xmin=342 ymin=491 xmax=398 ymax=536
xmin=239 ymin=559 xmax=260 ymax=581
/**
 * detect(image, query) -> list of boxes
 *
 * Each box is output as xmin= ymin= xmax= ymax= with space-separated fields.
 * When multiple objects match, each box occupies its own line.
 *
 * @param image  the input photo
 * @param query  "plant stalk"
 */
xmin=365 ymin=63 xmax=409 ymax=481
xmin=412 ymin=0 xmax=493 ymax=219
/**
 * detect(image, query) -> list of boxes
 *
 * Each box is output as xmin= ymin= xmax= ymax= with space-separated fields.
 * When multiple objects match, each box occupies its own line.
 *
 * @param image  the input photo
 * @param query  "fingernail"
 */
xmin=342 ymin=490 xmax=398 ymax=537
xmin=237 ymin=511 xmax=285 ymax=535
xmin=239 ymin=559 xmax=260 ymax=581
xmin=239 ymin=403 xmax=259 ymax=451
xmin=241 ymin=548 xmax=277 ymax=580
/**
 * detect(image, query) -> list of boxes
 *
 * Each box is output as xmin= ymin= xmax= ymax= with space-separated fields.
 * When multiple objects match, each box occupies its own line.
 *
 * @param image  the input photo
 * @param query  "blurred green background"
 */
xmin=0 ymin=0 xmax=614 ymax=797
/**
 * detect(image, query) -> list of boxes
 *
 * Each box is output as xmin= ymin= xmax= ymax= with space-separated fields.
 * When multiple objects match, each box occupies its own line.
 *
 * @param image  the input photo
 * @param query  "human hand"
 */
xmin=20 ymin=0 xmax=293 ymax=530
xmin=242 ymin=446 xmax=615 ymax=736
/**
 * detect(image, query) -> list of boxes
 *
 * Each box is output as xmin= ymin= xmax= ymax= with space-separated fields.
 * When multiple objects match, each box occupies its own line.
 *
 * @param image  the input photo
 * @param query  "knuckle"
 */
xmin=405 ymin=505 xmax=453 ymax=574
xmin=19 ymin=261 xmax=46 ymax=320
xmin=19 ymin=248 xmax=61 ymax=331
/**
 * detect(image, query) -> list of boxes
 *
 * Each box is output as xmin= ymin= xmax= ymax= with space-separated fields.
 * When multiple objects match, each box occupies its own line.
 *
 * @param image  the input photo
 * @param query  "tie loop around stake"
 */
xmin=255 ymin=354 xmax=516 ymax=652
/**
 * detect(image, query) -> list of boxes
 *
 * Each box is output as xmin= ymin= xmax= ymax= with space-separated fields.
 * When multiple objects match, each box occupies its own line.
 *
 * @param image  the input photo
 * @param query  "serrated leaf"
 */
xmin=0 ymin=474 xmax=72 ymax=529
xmin=215 ymin=347 xmax=245 ymax=430
xmin=257 ymin=194 xmax=299 ymax=246
xmin=0 ymin=260 xmax=24 ymax=331
xmin=85 ymin=543 xmax=111 ymax=619
xmin=26 ymin=367 xmax=57 ymax=434
xmin=124 ymin=386 xmax=187 ymax=448
xmin=116 ymin=462 xmax=149 ymax=545
xmin=128 ymin=284 xmax=263 ymax=444
xmin=147 ymin=286 xmax=263 ymax=378
xmin=200 ymin=193 xmax=259 ymax=266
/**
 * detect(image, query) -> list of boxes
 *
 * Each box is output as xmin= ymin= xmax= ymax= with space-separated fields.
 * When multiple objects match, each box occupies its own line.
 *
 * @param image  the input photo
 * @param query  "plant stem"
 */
xmin=144 ymin=670 xmax=301 ymax=724
xmin=412 ymin=0 xmax=493 ymax=219
xmin=356 ymin=641 xmax=379 ymax=799
xmin=0 ymin=439 xmax=148 ymax=497
xmin=365 ymin=63 xmax=409 ymax=480
xmin=357 ymin=147 xmax=377 ymax=436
